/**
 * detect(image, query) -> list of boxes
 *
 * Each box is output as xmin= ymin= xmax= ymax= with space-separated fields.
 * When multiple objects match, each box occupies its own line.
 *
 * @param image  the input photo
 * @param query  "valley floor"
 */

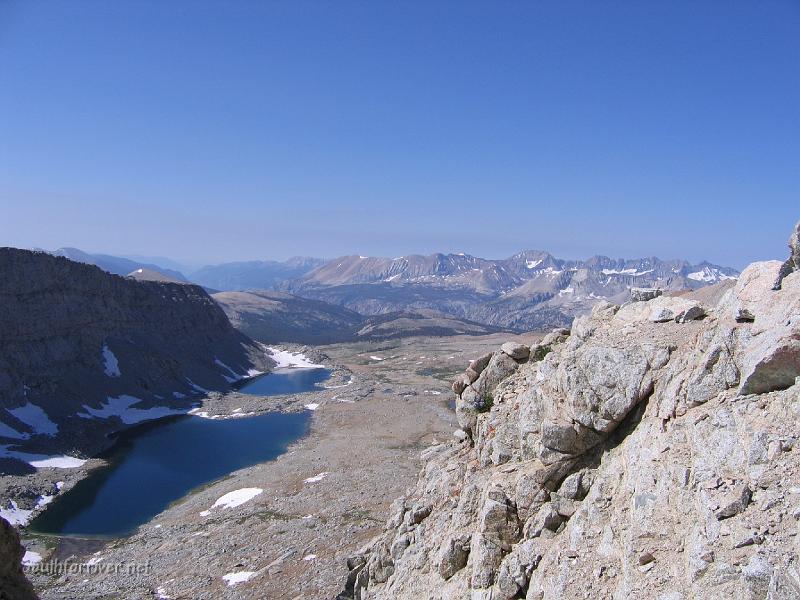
xmin=19 ymin=333 xmax=535 ymax=599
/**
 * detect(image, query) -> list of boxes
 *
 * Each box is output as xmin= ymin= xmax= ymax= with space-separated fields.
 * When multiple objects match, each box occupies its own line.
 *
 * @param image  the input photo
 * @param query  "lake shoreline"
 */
xmin=21 ymin=333 xmax=529 ymax=599
xmin=1 ymin=347 xmax=349 ymax=539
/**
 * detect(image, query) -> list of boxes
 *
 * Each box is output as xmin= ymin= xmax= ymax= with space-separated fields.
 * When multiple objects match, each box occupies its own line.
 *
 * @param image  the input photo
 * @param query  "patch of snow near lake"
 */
xmin=22 ymin=551 xmax=42 ymax=566
xmin=189 ymin=408 xmax=255 ymax=420
xmin=266 ymin=347 xmax=325 ymax=369
xmin=222 ymin=571 xmax=257 ymax=586
xmin=0 ymin=420 xmax=28 ymax=440
xmin=423 ymin=390 xmax=442 ymax=395
xmin=369 ymin=356 xmax=384 ymax=361
xmin=200 ymin=488 xmax=263 ymax=516
xmin=102 ymin=344 xmax=121 ymax=377
xmin=0 ymin=500 xmax=33 ymax=525
xmin=7 ymin=402 xmax=58 ymax=436
xmin=0 ymin=445 xmax=86 ymax=469
xmin=78 ymin=395 xmax=184 ymax=425
xmin=304 ymin=472 xmax=328 ymax=483
xmin=305 ymin=403 xmax=320 ymax=411
xmin=30 ymin=455 xmax=86 ymax=468
xmin=188 ymin=409 xmax=220 ymax=420
xmin=0 ymin=493 xmax=55 ymax=526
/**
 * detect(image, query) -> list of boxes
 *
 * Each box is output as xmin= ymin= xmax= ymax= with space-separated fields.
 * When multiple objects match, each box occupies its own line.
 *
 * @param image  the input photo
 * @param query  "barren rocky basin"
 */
xmin=13 ymin=334 xmax=531 ymax=599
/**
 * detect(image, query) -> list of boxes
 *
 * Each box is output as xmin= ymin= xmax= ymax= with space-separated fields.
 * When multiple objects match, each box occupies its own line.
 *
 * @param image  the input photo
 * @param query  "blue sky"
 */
xmin=0 ymin=1 xmax=798 ymax=268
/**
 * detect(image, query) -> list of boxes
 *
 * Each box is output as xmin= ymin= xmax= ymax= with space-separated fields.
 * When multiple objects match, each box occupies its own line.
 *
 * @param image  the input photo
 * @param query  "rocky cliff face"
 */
xmin=342 ymin=228 xmax=800 ymax=599
xmin=0 ymin=249 xmax=272 ymax=461
xmin=0 ymin=516 xmax=36 ymax=599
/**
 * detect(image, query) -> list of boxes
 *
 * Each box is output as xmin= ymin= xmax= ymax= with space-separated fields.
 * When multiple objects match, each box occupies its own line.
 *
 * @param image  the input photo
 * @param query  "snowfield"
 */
xmin=222 ymin=571 xmax=257 ymax=586
xmin=200 ymin=488 xmax=263 ymax=516
xmin=1 ymin=493 xmax=59 ymax=526
xmin=687 ymin=267 xmax=737 ymax=283
xmin=7 ymin=402 xmax=58 ymax=436
xmin=22 ymin=550 xmax=42 ymax=566
xmin=266 ymin=347 xmax=325 ymax=369
xmin=304 ymin=472 xmax=328 ymax=483
xmin=78 ymin=395 xmax=185 ymax=425
xmin=102 ymin=343 xmax=121 ymax=377
xmin=0 ymin=445 xmax=86 ymax=469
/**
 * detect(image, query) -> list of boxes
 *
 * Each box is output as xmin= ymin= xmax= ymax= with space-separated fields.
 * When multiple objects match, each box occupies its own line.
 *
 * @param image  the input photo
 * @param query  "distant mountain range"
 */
xmin=190 ymin=257 xmax=326 ymax=291
xmin=281 ymin=252 xmax=739 ymax=331
xmin=36 ymin=247 xmax=739 ymax=334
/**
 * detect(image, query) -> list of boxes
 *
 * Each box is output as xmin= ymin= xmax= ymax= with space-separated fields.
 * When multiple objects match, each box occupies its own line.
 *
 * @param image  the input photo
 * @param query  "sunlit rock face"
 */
xmin=341 ymin=223 xmax=800 ymax=600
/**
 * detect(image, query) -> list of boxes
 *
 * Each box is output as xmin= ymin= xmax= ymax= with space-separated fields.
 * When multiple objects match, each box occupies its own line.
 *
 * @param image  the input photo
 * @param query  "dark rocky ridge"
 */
xmin=0 ymin=517 xmax=36 ymax=599
xmin=44 ymin=247 xmax=188 ymax=282
xmin=0 ymin=248 xmax=272 ymax=459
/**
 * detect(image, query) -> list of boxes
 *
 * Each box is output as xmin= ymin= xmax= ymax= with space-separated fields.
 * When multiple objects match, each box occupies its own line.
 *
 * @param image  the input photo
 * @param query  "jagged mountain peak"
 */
xmin=283 ymin=250 xmax=739 ymax=331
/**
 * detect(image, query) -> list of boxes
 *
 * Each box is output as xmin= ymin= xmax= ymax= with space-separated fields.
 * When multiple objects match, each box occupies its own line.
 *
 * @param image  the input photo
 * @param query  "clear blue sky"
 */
xmin=0 ymin=1 xmax=798 ymax=268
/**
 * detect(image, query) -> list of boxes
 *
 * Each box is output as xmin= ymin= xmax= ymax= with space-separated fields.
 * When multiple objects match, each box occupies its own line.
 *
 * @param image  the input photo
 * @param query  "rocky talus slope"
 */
xmin=0 ymin=516 xmax=36 ymax=599
xmin=342 ymin=238 xmax=800 ymax=598
xmin=0 ymin=248 xmax=272 ymax=460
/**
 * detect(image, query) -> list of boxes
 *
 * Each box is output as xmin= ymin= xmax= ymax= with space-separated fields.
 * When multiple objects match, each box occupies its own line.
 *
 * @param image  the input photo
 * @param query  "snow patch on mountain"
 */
xmin=78 ymin=395 xmax=185 ymax=425
xmin=6 ymin=403 xmax=58 ymax=436
xmin=102 ymin=344 xmax=121 ymax=377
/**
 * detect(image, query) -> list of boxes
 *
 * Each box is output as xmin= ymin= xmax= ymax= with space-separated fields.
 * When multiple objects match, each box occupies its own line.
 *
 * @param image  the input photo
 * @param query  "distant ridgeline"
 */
xmin=280 ymin=252 xmax=739 ymax=332
xmin=0 ymin=248 xmax=272 ymax=463
xmin=36 ymin=247 xmax=738 ymax=340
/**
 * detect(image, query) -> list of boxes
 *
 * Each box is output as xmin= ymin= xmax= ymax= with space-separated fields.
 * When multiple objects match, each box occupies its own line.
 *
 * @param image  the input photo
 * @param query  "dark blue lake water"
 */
xmin=237 ymin=367 xmax=331 ymax=395
xmin=29 ymin=369 xmax=329 ymax=538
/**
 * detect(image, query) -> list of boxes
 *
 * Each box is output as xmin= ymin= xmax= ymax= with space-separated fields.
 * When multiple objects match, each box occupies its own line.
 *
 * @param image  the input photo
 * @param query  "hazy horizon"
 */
xmin=2 ymin=2 xmax=798 ymax=269
xmin=14 ymin=243 xmax=769 ymax=273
